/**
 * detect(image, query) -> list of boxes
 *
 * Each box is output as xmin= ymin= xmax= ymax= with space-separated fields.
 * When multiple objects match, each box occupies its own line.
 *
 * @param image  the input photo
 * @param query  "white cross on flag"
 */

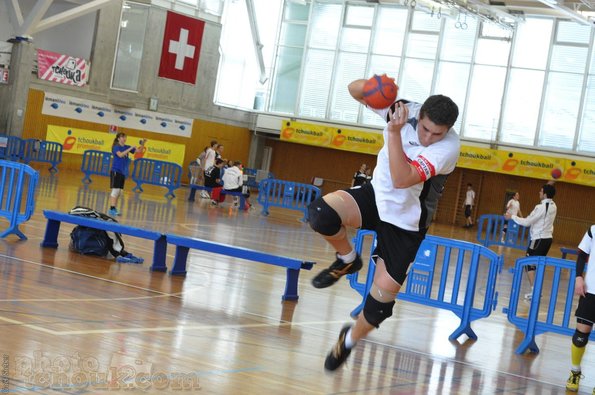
xmin=158 ymin=11 xmax=205 ymax=84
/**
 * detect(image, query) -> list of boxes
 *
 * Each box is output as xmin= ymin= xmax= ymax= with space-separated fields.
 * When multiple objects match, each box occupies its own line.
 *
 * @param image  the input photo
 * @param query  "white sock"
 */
xmin=571 ymin=365 xmax=581 ymax=372
xmin=338 ymin=250 xmax=357 ymax=264
xmin=344 ymin=328 xmax=355 ymax=349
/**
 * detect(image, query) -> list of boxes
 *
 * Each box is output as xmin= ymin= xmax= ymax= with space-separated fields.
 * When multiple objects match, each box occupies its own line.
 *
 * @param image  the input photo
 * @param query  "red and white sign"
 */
xmin=158 ymin=11 xmax=205 ymax=84
xmin=0 ymin=67 xmax=8 ymax=84
xmin=37 ymin=49 xmax=89 ymax=87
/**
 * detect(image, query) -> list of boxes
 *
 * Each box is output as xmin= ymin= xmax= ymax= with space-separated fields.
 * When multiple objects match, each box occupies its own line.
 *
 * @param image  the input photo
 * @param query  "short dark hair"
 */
xmin=210 ymin=140 xmax=218 ymax=147
xmin=215 ymin=158 xmax=224 ymax=165
xmin=420 ymin=95 xmax=459 ymax=128
xmin=542 ymin=184 xmax=556 ymax=199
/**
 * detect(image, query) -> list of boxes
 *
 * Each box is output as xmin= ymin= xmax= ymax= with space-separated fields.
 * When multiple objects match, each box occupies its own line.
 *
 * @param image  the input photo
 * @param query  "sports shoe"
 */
xmin=312 ymin=254 xmax=363 ymax=289
xmin=200 ymin=191 xmax=210 ymax=199
xmin=524 ymin=292 xmax=532 ymax=301
xmin=325 ymin=325 xmax=353 ymax=371
xmin=108 ymin=208 xmax=120 ymax=217
xmin=210 ymin=200 xmax=218 ymax=207
xmin=566 ymin=370 xmax=583 ymax=392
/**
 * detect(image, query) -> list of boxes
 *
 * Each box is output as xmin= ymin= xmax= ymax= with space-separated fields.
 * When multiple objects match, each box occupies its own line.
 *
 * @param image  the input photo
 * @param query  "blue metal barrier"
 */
xmin=348 ymin=230 xmax=503 ymax=342
xmin=81 ymin=150 xmax=113 ymax=183
xmin=476 ymin=214 xmax=530 ymax=250
xmin=257 ymin=179 xmax=320 ymax=222
xmin=131 ymin=158 xmax=182 ymax=199
xmin=0 ymin=136 xmax=24 ymax=161
xmin=504 ymin=256 xmax=595 ymax=354
xmin=243 ymin=167 xmax=274 ymax=189
xmin=21 ymin=139 xmax=63 ymax=174
xmin=0 ymin=160 xmax=39 ymax=239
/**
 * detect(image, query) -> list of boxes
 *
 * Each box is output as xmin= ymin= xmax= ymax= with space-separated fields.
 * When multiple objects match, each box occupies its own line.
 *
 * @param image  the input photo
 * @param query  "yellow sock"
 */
xmin=571 ymin=343 xmax=586 ymax=368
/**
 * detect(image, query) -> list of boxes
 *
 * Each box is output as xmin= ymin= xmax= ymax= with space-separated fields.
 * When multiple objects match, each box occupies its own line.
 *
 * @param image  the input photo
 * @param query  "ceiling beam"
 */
xmin=17 ymin=0 xmax=54 ymax=37
xmin=8 ymin=0 xmax=25 ymax=27
xmin=535 ymin=0 xmax=593 ymax=24
xmin=31 ymin=0 xmax=116 ymax=34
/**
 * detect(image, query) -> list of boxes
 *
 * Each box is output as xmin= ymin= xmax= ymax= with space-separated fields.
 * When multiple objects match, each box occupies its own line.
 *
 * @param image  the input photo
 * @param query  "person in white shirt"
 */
xmin=200 ymin=140 xmax=218 ymax=199
xmin=307 ymin=75 xmax=460 ymax=372
xmin=463 ymin=183 xmax=476 ymax=228
xmin=222 ymin=161 xmax=252 ymax=209
xmin=505 ymin=184 xmax=557 ymax=300
xmin=502 ymin=192 xmax=523 ymax=242
xmin=565 ymin=225 xmax=595 ymax=393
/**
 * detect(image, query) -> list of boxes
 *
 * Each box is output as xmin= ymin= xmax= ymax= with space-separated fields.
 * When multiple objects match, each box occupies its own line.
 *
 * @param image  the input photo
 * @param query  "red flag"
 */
xmin=158 ymin=11 xmax=205 ymax=84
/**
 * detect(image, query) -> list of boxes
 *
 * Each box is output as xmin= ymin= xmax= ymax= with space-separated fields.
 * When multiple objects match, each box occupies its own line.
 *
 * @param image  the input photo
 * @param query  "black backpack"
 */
xmin=68 ymin=206 xmax=127 ymax=257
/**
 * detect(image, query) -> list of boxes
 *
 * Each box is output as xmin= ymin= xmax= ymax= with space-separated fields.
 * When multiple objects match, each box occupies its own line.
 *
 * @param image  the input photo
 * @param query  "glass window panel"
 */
xmin=340 ymin=27 xmax=371 ymax=52
xmin=475 ymin=37 xmax=510 ymax=66
xmin=407 ymin=32 xmax=439 ymax=60
xmin=285 ymin=1 xmax=310 ymax=21
xmin=481 ymin=23 xmax=512 ymax=39
xmin=539 ymin=72 xmax=582 ymax=150
xmin=280 ymin=23 xmax=307 ymax=47
xmin=464 ymin=65 xmax=506 ymax=140
xmin=372 ymin=7 xmax=408 ymax=56
xmin=299 ymin=49 xmax=335 ymax=118
xmin=591 ymin=45 xmax=595 ymax=75
xmin=399 ymin=58 xmax=434 ymax=103
xmin=434 ymin=61 xmax=471 ymax=134
xmin=550 ymin=45 xmax=588 ymax=73
xmin=577 ymin=75 xmax=595 ymax=153
xmin=308 ymin=2 xmax=341 ymax=49
xmin=556 ymin=20 xmax=591 ymax=44
xmin=111 ymin=2 xmax=149 ymax=91
xmin=330 ymin=53 xmax=367 ymax=122
xmin=345 ymin=4 xmax=374 ymax=27
xmin=440 ymin=17 xmax=477 ymax=62
xmin=368 ymin=55 xmax=401 ymax=78
xmin=270 ymin=46 xmax=304 ymax=113
xmin=500 ymin=69 xmax=545 ymax=146
xmin=511 ymin=17 xmax=552 ymax=70
xmin=411 ymin=9 xmax=441 ymax=32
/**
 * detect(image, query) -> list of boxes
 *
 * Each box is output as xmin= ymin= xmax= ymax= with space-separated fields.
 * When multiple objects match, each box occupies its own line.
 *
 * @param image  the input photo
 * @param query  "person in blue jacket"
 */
xmin=109 ymin=132 xmax=146 ymax=216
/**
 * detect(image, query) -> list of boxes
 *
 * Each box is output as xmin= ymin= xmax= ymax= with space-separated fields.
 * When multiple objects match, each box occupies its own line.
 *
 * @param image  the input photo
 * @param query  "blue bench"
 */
xmin=41 ymin=210 xmax=168 ymax=272
xmin=166 ymin=234 xmax=315 ymax=300
xmin=187 ymin=184 xmax=246 ymax=209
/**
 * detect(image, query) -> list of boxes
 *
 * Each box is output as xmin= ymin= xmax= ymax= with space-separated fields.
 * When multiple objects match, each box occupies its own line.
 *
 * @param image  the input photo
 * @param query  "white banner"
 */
xmin=42 ymin=92 xmax=193 ymax=137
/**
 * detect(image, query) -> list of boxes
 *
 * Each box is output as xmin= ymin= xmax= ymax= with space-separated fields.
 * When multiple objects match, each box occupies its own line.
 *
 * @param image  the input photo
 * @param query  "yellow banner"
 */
xmin=46 ymin=125 xmax=186 ymax=166
xmin=279 ymin=119 xmax=595 ymax=187
xmin=281 ymin=120 xmax=383 ymax=155
xmin=458 ymin=145 xmax=595 ymax=187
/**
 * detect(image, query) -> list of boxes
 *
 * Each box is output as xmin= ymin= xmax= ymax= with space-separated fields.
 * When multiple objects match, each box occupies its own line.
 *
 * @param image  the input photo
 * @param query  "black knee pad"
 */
xmin=572 ymin=329 xmax=591 ymax=348
xmin=308 ymin=197 xmax=342 ymax=236
xmin=363 ymin=295 xmax=395 ymax=328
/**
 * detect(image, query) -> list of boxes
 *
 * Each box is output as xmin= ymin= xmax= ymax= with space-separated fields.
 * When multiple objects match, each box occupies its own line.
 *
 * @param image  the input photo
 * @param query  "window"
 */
xmin=111 ymin=2 xmax=149 ymax=91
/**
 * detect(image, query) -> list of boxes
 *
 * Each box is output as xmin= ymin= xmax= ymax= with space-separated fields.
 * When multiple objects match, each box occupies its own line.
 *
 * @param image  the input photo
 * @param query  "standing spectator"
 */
xmin=463 ymin=183 xmax=476 ymax=228
xmin=215 ymin=144 xmax=224 ymax=161
xmin=502 ymin=192 xmax=523 ymax=242
xmin=205 ymin=158 xmax=226 ymax=206
xmin=565 ymin=225 xmax=595 ymax=393
xmin=351 ymin=164 xmax=368 ymax=188
xmin=201 ymin=140 xmax=218 ymax=199
xmin=505 ymin=183 xmax=557 ymax=300
xmin=109 ymin=133 xmax=146 ymax=216
xmin=365 ymin=167 xmax=373 ymax=184
xmin=222 ymin=161 xmax=252 ymax=209
xmin=196 ymin=146 xmax=208 ymax=169
xmin=307 ymin=75 xmax=460 ymax=372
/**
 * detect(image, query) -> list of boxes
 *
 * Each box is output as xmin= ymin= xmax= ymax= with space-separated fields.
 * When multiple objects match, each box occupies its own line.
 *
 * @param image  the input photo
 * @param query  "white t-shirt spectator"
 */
xmin=222 ymin=166 xmax=243 ymax=190
xmin=506 ymin=198 xmax=521 ymax=216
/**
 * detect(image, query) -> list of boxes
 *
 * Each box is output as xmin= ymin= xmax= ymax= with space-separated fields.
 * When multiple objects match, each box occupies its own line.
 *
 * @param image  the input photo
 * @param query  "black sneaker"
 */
xmin=312 ymin=254 xmax=363 ymax=289
xmin=325 ymin=325 xmax=353 ymax=371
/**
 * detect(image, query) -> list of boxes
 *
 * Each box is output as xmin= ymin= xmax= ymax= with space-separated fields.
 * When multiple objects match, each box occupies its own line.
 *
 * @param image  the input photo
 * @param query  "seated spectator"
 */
xmin=205 ymin=158 xmax=225 ymax=206
xmin=222 ymin=160 xmax=252 ymax=209
xmin=351 ymin=164 xmax=368 ymax=187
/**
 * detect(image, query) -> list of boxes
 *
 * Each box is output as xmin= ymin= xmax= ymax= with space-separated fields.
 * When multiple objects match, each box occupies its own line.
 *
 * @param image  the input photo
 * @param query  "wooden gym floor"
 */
xmin=0 ymin=170 xmax=592 ymax=394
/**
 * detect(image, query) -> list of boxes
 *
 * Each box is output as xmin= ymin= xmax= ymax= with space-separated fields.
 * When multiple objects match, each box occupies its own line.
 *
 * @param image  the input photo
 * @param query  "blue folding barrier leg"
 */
xmin=515 ymin=264 xmax=546 ymax=354
xmin=0 ymin=224 xmax=27 ymax=240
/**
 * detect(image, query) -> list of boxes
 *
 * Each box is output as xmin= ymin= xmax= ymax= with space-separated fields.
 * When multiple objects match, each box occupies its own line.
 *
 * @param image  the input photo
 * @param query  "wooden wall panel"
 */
xmin=265 ymin=139 xmax=377 ymax=195
xmin=266 ymin=138 xmax=595 ymax=245
xmin=21 ymin=89 xmax=251 ymax=174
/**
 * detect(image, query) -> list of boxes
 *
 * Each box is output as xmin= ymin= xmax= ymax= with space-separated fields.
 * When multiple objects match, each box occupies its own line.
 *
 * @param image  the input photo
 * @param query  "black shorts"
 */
xmin=343 ymin=183 xmax=426 ymax=285
xmin=465 ymin=205 xmax=472 ymax=218
xmin=575 ymin=292 xmax=595 ymax=326
xmin=110 ymin=171 xmax=125 ymax=189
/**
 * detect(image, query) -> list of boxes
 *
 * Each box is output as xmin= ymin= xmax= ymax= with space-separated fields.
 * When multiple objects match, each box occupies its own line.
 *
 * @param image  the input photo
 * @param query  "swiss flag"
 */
xmin=158 ymin=11 xmax=205 ymax=84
